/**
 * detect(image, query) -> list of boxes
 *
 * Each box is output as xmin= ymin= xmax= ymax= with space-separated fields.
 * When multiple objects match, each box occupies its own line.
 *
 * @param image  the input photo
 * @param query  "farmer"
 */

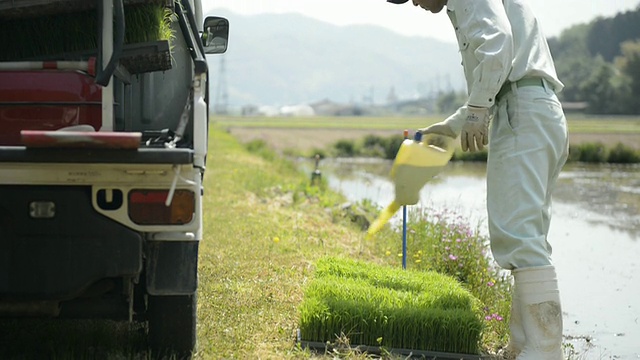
xmin=386 ymin=0 xmax=569 ymax=359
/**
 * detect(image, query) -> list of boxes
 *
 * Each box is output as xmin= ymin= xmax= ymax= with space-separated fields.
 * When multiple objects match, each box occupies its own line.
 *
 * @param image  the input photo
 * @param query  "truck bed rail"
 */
xmin=0 ymin=147 xmax=193 ymax=164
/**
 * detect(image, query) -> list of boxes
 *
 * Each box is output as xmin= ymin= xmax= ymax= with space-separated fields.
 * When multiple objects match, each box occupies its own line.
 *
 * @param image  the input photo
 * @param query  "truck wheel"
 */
xmin=147 ymin=294 xmax=196 ymax=358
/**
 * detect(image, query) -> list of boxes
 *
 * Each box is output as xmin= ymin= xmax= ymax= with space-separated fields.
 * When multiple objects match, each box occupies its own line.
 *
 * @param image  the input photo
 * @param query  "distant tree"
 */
xmin=587 ymin=7 xmax=640 ymax=61
xmin=615 ymin=40 xmax=640 ymax=114
xmin=586 ymin=17 xmax=615 ymax=60
xmin=579 ymin=57 xmax=617 ymax=114
xmin=548 ymin=24 xmax=595 ymax=102
xmin=555 ymin=57 xmax=599 ymax=102
xmin=550 ymin=5 xmax=640 ymax=114
xmin=549 ymin=24 xmax=591 ymax=60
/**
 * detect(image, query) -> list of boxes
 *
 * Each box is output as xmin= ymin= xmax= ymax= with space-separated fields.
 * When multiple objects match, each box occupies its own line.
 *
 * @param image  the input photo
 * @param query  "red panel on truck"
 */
xmin=20 ymin=130 xmax=141 ymax=149
xmin=0 ymin=71 xmax=102 ymax=145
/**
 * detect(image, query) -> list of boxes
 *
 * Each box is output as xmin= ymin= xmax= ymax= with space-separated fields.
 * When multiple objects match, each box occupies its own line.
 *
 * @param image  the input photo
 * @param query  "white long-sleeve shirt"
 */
xmin=445 ymin=0 xmax=563 ymax=110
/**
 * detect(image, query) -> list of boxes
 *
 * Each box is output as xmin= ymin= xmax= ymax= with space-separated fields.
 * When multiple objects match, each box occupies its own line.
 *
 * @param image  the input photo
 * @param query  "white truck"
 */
xmin=0 ymin=0 xmax=228 ymax=355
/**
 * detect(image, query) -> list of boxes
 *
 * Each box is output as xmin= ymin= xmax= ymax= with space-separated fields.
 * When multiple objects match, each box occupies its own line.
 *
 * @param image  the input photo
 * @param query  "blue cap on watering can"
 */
xmin=414 ymin=131 xmax=423 ymax=142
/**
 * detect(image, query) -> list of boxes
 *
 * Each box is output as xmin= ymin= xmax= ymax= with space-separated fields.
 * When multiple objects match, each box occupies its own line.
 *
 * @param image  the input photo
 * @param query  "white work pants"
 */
xmin=487 ymin=80 xmax=569 ymax=270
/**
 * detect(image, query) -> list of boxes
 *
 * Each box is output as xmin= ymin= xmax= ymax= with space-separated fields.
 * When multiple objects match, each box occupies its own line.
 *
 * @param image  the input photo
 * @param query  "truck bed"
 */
xmin=0 ymin=0 xmax=174 ymax=18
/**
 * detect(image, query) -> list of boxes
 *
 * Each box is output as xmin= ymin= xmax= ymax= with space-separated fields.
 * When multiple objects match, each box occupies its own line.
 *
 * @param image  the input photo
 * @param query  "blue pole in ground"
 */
xmin=402 ymin=203 xmax=407 ymax=270
xmin=402 ymin=131 xmax=423 ymax=270
xmin=402 ymin=130 xmax=409 ymax=270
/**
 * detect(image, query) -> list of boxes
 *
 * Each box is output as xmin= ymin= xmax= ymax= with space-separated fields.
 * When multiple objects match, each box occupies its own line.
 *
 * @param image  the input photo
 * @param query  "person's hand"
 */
xmin=418 ymin=121 xmax=457 ymax=138
xmin=461 ymin=106 xmax=490 ymax=152
xmin=418 ymin=109 xmax=465 ymax=138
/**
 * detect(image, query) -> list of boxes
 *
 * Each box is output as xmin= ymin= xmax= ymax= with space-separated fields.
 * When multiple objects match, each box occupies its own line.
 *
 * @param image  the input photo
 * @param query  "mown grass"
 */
xmin=195 ymin=127 xmax=381 ymax=359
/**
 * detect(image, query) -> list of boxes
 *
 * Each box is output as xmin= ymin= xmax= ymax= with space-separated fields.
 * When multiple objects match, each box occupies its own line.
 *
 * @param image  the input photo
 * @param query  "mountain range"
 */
xmin=204 ymin=8 xmax=465 ymax=110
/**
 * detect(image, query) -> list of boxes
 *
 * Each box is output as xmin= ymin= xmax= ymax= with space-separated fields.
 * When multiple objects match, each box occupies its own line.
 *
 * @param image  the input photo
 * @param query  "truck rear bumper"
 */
xmin=0 ymin=186 xmax=142 ymax=301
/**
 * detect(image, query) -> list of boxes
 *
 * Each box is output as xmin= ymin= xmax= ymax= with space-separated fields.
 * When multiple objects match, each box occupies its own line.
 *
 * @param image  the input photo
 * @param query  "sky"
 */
xmin=203 ymin=0 xmax=640 ymax=44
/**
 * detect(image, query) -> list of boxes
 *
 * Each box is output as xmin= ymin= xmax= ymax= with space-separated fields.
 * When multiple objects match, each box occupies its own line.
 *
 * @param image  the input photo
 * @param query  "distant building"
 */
xmin=561 ymin=102 xmax=589 ymax=113
xmin=310 ymin=99 xmax=366 ymax=116
xmin=257 ymin=105 xmax=280 ymax=117
xmin=280 ymin=104 xmax=315 ymax=117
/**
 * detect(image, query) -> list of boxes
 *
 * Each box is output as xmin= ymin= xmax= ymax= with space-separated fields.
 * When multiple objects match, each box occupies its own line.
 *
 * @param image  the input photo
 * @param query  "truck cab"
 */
xmin=0 ymin=0 xmax=228 ymax=355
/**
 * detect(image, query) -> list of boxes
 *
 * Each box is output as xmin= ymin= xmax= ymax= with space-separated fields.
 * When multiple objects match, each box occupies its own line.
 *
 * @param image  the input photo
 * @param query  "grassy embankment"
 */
xmin=195 ymin=126 xmax=377 ymax=358
xmin=195 ymin=125 xmax=511 ymax=358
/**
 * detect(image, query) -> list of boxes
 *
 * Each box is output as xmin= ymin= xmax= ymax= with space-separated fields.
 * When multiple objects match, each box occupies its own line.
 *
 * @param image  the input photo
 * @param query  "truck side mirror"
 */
xmin=202 ymin=17 xmax=229 ymax=54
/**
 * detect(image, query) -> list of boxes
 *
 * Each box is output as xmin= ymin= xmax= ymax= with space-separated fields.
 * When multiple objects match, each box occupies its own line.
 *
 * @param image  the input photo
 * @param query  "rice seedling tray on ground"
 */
xmin=0 ymin=0 xmax=173 ymax=19
xmin=297 ymin=338 xmax=491 ymax=360
xmin=298 ymin=257 xmax=486 ymax=357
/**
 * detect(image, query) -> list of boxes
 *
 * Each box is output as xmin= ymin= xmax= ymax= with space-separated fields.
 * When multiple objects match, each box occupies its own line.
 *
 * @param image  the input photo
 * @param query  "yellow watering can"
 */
xmin=366 ymin=132 xmax=455 ymax=238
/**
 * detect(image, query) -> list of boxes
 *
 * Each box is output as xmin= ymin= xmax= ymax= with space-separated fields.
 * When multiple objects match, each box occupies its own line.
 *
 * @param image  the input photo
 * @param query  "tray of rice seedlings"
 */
xmin=0 ymin=2 xmax=175 ymax=74
xmin=298 ymin=256 xmax=490 ymax=359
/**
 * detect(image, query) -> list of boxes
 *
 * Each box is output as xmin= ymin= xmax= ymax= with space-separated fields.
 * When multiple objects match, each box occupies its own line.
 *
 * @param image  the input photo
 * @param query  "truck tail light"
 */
xmin=128 ymin=189 xmax=195 ymax=225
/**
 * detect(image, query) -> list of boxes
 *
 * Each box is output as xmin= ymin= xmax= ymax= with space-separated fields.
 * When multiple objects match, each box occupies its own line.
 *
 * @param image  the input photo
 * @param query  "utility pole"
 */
xmin=214 ymin=56 xmax=228 ymax=115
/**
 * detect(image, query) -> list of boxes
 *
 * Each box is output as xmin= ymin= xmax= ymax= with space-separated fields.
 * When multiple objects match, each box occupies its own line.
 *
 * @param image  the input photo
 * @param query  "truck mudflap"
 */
xmin=0 ymin=185 xmax=142 ymax=300
xmin=146 ymin=240 xmax=198 ymax=295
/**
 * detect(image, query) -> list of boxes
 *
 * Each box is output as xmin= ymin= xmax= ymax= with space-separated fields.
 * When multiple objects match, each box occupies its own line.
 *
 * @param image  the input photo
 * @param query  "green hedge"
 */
xmin=569 ymin=142 xmax=640 ymax=163
xmin=332 ymin=135 xmax=640 ymax=164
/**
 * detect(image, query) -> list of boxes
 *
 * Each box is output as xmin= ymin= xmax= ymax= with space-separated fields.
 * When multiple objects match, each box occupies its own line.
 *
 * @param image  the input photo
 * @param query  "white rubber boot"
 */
xmin=513 ymin=266 xmax=564 ymax=360
xmin=499 ymin=284 xmax=525 ymax=359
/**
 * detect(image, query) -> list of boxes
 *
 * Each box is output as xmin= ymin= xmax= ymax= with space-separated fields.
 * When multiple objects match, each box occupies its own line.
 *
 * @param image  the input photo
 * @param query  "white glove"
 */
xmin=418 ymin=122 xmax=456 ymax=138
xmin=461 ymin=106 xmax=490 ymax=152
xmin=418 ymin=106 xmax=465 ymax=138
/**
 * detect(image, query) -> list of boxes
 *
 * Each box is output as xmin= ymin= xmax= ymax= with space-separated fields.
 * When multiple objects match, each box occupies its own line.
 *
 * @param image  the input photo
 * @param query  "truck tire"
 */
xmin=147 ymin=294 xmax=196 ymax=358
